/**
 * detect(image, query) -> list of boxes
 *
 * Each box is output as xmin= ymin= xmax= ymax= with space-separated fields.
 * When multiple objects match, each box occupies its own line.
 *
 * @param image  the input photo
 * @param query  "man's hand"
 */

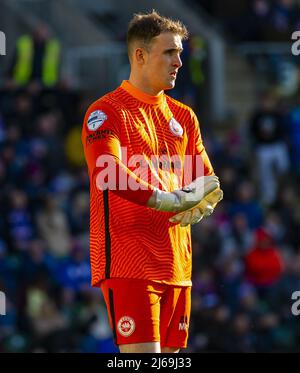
xmin=147 ymin=175 xmax=220 ymax=213
xmin=169 ymin=187 xmax=223 ymax=227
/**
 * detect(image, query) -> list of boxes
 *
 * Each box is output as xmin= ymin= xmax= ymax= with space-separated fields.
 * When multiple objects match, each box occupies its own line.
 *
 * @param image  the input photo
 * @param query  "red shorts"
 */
xmin=100 ymin=278 xmax=191 ymax=348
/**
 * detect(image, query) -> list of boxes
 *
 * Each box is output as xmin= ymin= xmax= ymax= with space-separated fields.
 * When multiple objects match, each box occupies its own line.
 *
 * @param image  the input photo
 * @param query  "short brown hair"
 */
xmin=127 ymin=10 xmax=188 ymax=60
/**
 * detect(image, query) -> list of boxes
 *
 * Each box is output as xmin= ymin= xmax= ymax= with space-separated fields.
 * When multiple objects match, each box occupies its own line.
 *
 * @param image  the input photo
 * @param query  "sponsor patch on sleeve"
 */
xmin=87 ymin=110 xmax=107 ymax=131
xmin=85 ymin=129 xmax=114 ymax=146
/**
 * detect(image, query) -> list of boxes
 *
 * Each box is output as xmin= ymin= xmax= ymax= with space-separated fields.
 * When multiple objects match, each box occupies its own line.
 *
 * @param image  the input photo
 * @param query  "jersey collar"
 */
xmin=121 ymin=80 xmax=165 ymax=106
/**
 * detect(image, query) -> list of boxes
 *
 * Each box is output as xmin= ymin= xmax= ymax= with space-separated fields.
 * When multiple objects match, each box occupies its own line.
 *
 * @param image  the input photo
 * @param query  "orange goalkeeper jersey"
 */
xmin=82 ymin=80 xmax=214 ymax=287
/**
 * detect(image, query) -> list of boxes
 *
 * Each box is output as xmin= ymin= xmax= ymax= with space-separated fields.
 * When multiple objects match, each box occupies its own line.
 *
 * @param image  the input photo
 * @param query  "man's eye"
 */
xmin=165 ymin=50 xmax=182 ymax=56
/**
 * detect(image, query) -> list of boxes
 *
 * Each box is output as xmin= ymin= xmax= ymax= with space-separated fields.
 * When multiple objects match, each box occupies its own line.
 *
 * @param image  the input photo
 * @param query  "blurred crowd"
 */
xmin=1 ymin=9 xmax=300 ymax=353
xmin=194 ymin=0 xmax=300 ymax=42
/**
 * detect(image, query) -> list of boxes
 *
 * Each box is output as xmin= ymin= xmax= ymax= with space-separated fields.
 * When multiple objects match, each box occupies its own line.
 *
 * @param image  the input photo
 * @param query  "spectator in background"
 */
xmin=68 ymin=190 xmax=90 ymax=250
xmin=25 ymin=278 xmax=69 ymax=352
xmin=192 ymin=217 xmax=222 ymax=268
xmin=36 ymin=194 xmax=71 ymax=258
xmin=273 ymin=184 xmax=300 ymax=250
xmin=244 ymin=227 xmax=284 ymax=295
xmin=264 ymin=209 xmax=286 ymax=244
xmin=221 ymin=212 xmax=253 ymax=258
xmin=55 ymin=240 xmax=90 ymax=293
xmin=19 ymin=239 xmax=57 ymax=286
xmin=249 ymin=92 xmax=290 ymax=205
xmin=229 ymin=180 xmax=263 ymax=230
xmin=4 ymin=91 xmax=35 ymax=138
xmin=35 ymin=110 xmax=66 ymax=177
xmin=78 ymin=290 xmax=118 ymax=353
xmin=227 ymin=313 xmax=255 ymax=352
xmin=6 ymin=189 xmax=34 ymax=252
xmin=6 ymin=23 xmax=61 ymax=90
xmin=217 ymin=165 xmax=238 ymax=203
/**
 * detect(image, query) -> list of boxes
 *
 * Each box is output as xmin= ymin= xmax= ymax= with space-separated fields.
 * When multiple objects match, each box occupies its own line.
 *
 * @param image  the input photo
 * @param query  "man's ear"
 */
xmin=135 ymin=47 xmax=147 ymax=65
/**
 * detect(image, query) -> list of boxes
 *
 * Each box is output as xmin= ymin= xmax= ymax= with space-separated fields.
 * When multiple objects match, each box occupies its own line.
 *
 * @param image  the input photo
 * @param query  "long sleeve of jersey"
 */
xmin=189 ymin=110 xmax=214 ymax=180
xmin=82 ymin=101 xmax=155 ymax=206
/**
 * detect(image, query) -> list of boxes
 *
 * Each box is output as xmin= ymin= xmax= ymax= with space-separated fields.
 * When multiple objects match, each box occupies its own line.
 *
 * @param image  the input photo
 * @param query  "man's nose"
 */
xmin=173 ymin=55 xmax=182 ymax=68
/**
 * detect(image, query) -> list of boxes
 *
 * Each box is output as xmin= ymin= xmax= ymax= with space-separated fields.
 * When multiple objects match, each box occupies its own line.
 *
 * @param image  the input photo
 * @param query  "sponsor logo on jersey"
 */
xmin=86 ymin=129 xmax=114 ymax=145
xmin=179 ymin=316 xmax=189 ymax=331
xmin=117 ymin=316 xmax=136 ymax=337
xmin=87 ymin=110 xmax=107 ymax=131
xmin=169 ymin=117 xmax=183 ymax=137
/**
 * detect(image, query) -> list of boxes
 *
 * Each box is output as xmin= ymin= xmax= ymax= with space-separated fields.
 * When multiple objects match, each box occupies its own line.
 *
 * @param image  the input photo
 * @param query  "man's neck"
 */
xmin=128 ymin=74 xmax=163 ymax=96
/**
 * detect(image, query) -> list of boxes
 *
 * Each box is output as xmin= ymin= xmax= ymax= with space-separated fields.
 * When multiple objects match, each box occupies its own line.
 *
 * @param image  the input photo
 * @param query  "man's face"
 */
xmin=142 ymin=32 xmax=183 ymax=94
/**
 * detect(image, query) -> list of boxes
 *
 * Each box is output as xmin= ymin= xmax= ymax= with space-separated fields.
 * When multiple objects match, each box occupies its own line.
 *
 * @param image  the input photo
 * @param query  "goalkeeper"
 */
xmin=82 ymin=10 xmax=222 ymax=354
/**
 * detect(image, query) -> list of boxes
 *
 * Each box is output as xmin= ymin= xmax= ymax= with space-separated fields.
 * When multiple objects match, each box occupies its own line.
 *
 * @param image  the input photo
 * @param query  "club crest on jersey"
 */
xmin=169 ymin=117 xmax=183 ymax=137
xmin=117 ymin=316 xmax=135 ymax=337
xmin=87 ymin=110 xmax=107 ymax=131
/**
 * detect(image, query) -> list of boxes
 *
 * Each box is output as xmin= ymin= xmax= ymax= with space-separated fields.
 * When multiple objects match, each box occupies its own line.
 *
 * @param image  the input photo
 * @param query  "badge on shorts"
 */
xmin=169 ymin=117 xmax=183 ymax=137
xmin=87 ymin=110 xmax=107 ymax=131
xmin=117 ymin=316 xmax=136 ymax=337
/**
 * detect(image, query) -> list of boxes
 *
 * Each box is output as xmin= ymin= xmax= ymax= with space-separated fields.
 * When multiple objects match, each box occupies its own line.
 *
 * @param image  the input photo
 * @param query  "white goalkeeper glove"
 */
xmin=169 ymin=187 xmax=223 ymax=227
xmin=147 ymin=175 xmax=220 ymax=213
